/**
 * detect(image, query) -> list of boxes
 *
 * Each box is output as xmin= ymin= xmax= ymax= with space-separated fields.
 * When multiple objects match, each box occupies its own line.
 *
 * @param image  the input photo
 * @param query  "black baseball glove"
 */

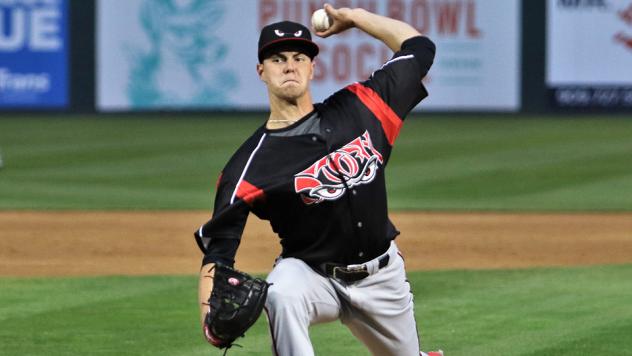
xmin=203 ymin=263 xmax=269 ymax=349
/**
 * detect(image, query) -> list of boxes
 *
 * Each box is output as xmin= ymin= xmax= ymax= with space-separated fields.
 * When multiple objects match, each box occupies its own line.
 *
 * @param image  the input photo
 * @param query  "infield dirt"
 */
xmin=1 ymin=211 xmax=631 ymax=276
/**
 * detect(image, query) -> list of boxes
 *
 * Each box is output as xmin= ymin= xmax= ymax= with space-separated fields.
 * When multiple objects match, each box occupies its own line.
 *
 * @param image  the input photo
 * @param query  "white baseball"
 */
xmin=311 ymin=9 xmax=332 ymax=32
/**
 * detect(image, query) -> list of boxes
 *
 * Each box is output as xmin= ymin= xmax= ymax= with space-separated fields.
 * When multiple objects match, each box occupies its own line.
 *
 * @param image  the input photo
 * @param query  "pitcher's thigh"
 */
xmin=341 ymin=257 xmax=421 ymax=355
xmin=266 ymin=258 xmax=341 ymax=325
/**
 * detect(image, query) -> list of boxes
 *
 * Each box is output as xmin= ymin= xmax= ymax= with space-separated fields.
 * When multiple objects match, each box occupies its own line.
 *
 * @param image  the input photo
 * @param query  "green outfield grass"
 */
xmin=1 ymin=264 xmax=631 ymax=356
xmin=1 ymin=115 xmax=631 ymax=211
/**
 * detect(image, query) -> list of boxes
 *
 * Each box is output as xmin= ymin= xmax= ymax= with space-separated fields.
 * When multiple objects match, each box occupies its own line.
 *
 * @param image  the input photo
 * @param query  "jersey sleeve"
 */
xmin=359 ymin=36 xmax=436 ymax=120
xmin=194 ymin=172 xmax=250 ymax=267
xmin=194 ymin=130 xmax=266 ymax=267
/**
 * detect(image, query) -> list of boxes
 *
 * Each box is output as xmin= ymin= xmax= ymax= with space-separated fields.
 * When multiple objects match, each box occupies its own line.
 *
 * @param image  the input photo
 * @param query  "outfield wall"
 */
xmin=96 ymin=0 xmax=520 ymax=112
xmin=1 ymin=0 xmax=631 ymax=114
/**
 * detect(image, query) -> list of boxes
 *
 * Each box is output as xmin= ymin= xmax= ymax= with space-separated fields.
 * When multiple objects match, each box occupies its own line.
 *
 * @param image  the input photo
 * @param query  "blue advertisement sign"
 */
xmin=0 ymin=0 xmax=68 ymax=108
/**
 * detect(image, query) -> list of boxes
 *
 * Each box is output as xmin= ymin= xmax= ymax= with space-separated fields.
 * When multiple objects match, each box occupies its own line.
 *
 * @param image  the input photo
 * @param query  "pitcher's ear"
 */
xmin=256 ymin=63 xmax=265 ymax=80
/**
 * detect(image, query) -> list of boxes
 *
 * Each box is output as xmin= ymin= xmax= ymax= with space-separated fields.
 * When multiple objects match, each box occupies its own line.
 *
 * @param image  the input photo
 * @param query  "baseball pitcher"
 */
xmin=195 ymin=4 xmax=441 ymax=356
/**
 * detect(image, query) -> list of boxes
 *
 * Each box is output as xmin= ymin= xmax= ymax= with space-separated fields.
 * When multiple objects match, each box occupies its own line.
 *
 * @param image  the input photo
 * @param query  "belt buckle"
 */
xmin=331 ymin=266 xmax=344 ymax=280
xmin=346 ymin=264 xmax=366 ymax=272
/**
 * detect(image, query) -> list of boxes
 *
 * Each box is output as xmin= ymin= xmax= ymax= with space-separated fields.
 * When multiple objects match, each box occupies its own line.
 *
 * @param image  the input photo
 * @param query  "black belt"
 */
xmin=319 ymin=254 xmax=390 ymax=284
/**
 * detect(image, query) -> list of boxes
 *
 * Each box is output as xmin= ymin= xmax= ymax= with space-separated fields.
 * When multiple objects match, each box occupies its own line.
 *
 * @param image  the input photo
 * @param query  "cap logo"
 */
xmin=273 ymin=29 xmax=303 ymax=37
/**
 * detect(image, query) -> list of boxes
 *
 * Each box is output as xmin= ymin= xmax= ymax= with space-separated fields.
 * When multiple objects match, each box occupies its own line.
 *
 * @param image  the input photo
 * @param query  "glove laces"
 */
xmin=219 ymin=343 xmax=242 ymax=356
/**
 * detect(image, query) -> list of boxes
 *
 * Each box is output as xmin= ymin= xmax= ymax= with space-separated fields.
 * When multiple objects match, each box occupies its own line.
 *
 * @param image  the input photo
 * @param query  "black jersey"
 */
xmin=195 ymin=36 xmax=436 ymax=268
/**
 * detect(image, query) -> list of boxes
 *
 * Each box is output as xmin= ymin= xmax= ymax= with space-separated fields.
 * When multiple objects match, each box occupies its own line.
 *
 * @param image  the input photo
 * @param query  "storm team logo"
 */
xmin=294 ymin=131 xmax=384 ymax=205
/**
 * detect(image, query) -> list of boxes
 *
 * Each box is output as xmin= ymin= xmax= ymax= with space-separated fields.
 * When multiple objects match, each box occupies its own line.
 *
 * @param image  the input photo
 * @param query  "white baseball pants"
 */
xmin=264 ymin=241 xmax=422 ymax=356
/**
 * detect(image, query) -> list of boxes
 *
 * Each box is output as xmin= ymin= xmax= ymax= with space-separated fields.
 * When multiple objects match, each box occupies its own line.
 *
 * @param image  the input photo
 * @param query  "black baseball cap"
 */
xmin=258 ymin=21 xmax=319 ymax=63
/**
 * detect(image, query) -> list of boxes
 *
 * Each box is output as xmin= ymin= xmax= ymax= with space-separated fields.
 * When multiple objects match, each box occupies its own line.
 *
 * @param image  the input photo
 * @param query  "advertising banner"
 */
xmin=98 ymin=0 xmax=520 ymax=111
xmin=0 ymin=0 xmax=68 ymax=108
xmin=547 ymin=0 xmax=632 ymax=108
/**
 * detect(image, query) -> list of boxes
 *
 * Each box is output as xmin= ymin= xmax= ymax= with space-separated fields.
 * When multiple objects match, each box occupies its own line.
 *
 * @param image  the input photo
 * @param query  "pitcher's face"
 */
xmin=257 ymin=51 xmax=315 ymax=102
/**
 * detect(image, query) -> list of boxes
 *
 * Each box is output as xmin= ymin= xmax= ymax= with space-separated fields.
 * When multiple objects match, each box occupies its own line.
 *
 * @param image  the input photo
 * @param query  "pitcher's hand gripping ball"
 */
xmin=203 ymin=264 xmax=269 ymax=349
xmin=311 ymin=8 xmax=332 ymax=32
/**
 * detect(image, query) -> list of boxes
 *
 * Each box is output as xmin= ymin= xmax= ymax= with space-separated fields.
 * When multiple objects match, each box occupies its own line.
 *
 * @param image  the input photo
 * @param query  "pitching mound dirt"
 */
xmin=1 ymin=211 xmax=631 ymax=277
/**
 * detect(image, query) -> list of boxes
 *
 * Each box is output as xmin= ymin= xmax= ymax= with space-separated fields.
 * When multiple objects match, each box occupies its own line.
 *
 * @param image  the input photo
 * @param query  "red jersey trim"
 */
xmin=215 ymin=172 xmax=223 ymax=189
xmin=346 ymin=83 xmax=402 ymax=145
xmin=235 ymin=180 xmax=264 ymax=205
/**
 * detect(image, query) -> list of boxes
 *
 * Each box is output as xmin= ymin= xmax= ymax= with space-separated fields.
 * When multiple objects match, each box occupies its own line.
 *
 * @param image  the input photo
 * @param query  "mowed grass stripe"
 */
xmin=0 ymin=276 xmax=208 ymax=356
xmin=0 ymin=117 xmax=259 ymax=209
xmin=0 ymin=180 xmax=205 ymax=209
xmin=391 ymin=132 xmax=631 ymax=180
xmin=389 ymin=152 xmax=632 ymax=204
xmin=416 ymin=266 xmax=632 ymax=354
xmin=1 ymin=115 xmax=632 ymax=210
xmin=388 ymin=117 xmax=632 ymax=210
xmin=1 ymin=265 xmax=631 ymax=355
